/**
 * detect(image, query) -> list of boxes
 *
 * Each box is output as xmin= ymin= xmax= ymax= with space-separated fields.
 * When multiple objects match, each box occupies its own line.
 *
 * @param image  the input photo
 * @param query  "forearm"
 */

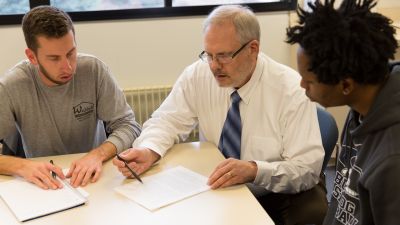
xmin=92 ymin=141 xmax=117 ymax=162
xmin=106 ymin=114 xmax=141 ymax=153
xmin=254 ymin=159 xmax=321 ymax=193
xmin=0 ymin=155 xmax=28 ymax=176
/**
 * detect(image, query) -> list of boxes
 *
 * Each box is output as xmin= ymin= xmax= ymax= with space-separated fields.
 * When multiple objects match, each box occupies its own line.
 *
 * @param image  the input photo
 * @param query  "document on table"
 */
xmin=0 ymin=170 xmax=88 ymax=222
xmin=114 ymin=166 xmax=210 ymax=211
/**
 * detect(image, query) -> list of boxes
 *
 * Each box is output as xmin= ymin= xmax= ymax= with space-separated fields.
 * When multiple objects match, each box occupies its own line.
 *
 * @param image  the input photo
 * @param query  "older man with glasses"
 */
xmin=113 ymin=4 xmax=326 ymax=224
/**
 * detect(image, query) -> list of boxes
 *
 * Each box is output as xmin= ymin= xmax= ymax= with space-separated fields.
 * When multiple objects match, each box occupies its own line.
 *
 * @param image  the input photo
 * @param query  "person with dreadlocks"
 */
xmin=286 ymin=0 xmax=399 ymax=224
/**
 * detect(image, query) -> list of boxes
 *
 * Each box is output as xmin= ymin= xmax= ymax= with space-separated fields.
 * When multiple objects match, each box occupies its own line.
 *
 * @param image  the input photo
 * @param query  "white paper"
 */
xmin=114 ymin=166 xmax=210 ymax=211
xmin=62 ymin=169 xmax=89 ymax=198
xmin=0 ymin=169 xmax=88 ymax=222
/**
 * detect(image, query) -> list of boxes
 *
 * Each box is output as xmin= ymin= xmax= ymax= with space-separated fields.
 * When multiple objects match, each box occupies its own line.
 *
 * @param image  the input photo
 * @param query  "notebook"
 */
xmin=0 ymin=176 xmax=88 ymax=222
xmin=114 ymin=166 xmax=210 ymax=211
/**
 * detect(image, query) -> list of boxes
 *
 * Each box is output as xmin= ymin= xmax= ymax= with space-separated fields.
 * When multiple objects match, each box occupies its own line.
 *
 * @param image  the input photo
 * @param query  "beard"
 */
xmin=37 ymin=60 xmax=70 ymax=86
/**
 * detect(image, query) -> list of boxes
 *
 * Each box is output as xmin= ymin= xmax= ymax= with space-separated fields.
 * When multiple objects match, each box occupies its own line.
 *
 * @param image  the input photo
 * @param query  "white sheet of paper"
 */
xmin=114 ymin=166 xmax=210 ymax=211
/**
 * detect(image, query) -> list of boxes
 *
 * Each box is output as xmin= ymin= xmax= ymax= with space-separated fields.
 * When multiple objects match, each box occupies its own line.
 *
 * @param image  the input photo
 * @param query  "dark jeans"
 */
xmin=256 ymin=179 xmax=328 ymax=225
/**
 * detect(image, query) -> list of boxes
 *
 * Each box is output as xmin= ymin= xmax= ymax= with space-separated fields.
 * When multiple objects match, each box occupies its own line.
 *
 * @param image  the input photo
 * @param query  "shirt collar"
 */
xmin=229 ymin=55 xmax=264 ymax=105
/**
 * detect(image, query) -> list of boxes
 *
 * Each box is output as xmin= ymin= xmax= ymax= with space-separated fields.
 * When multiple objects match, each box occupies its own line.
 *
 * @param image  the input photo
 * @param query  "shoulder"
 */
xmin=0 ymin=60 xmax=36 ymax=91
xmin=75 ymin=53 xmax=113 ymax=83
xmin=76 ymin=53 xmax=108 ymax=71
xmin=176 ymin=59 xmax=215 ymax=87
xmin=258 ymin=53 xmax=306 ymax=102
xmin=259 ymin=53 xmax=301 ymax=87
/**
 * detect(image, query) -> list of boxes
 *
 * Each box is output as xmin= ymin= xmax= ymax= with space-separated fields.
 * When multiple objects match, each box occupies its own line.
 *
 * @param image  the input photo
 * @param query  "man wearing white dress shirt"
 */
xmin=114 ymin=5 xmax=326 ymax=224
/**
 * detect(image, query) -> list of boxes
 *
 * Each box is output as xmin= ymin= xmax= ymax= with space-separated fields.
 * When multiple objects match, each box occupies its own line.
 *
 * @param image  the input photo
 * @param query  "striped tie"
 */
xmin=218 ymin=91 xmax=242 ymax=159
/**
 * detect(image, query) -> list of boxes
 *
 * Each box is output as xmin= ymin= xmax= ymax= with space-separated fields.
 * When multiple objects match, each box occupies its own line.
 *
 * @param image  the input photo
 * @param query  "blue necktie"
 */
xmin=218 ymin=91 xmax=242 ymax=159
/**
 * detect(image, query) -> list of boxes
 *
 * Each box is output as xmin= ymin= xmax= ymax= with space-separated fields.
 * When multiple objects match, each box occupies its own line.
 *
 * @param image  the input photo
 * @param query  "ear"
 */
xmin=340 ymin=78 xmax=356 ymax=95
xmin=249 ymin=40 xmax=259 ymax=55
xmin=25 ymin=48 xmax=38 ymax=65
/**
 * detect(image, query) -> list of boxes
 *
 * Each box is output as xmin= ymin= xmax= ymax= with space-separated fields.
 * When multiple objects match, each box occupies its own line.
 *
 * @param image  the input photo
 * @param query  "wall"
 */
xmin=0 ymin=0 xmax=398 ymax=139
xmin=0 ymin=11 xmax=291 ymax=89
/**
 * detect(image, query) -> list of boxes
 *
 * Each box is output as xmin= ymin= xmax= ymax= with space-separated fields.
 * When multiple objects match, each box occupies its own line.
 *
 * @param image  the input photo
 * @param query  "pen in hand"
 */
xmin=116 ymin=153 xmax=143 ymax=183
xmin=50 ymin=160 xmax=57 ymax=179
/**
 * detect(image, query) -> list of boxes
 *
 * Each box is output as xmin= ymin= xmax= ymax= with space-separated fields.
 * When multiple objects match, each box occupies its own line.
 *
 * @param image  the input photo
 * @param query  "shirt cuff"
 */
xmin=253 ymin=160 xmax=273 ymax=187
xmin=106 ymin=136 xmax=124 ymax=153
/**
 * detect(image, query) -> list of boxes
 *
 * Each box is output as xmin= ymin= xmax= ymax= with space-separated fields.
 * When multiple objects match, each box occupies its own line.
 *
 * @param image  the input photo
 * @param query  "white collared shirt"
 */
xmin=134 ymin=53 xmax=324 ymax=193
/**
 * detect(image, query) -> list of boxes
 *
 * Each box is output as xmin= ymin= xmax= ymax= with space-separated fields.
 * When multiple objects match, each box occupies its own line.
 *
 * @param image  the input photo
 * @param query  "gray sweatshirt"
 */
xmin=0 ymin=53 xmax=141 ymax=157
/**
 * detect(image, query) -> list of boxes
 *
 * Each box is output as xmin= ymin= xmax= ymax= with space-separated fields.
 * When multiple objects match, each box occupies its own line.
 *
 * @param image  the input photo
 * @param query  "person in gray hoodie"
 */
xmin=286 ymin=0 xmax=399 ymax=224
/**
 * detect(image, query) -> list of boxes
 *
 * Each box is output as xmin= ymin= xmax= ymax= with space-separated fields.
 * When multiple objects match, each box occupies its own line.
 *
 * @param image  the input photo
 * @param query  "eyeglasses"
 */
xmin=198 ymin=40 xmax=252 ymax=64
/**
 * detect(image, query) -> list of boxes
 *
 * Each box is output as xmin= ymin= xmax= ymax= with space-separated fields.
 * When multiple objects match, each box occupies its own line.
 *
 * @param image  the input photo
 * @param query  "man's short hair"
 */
xmin=286 ymin=0 xmax=398 ymax=85
xmin=203 ymin=5 xmax=260 ymax=44
xmin=22 ymin=5 xmax=75 ymax=53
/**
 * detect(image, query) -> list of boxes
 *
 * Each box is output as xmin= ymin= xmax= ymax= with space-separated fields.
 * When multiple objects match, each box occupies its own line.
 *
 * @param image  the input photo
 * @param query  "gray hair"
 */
xmin=203 ymin=5 xmax=260 ymax=44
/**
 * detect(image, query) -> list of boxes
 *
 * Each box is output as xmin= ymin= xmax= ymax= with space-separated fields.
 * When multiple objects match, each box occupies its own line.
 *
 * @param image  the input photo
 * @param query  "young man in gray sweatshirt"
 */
xmin=0 ymin=6 xmax=141 ymax=190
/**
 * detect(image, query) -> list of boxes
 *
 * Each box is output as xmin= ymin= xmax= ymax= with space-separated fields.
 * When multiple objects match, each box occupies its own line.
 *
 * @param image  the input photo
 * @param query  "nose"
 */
xmin=61 ymin=57 xmax=73 ymax=71
xmin=300 ymin=78 xmax=307 ymax=90
xmin=208 ymin=57 xmax=222 ymax=71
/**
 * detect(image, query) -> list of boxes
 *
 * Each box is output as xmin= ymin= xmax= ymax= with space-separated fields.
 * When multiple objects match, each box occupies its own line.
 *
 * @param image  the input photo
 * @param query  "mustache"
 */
xmin=213 ymin=69 xmax=227 ymax=76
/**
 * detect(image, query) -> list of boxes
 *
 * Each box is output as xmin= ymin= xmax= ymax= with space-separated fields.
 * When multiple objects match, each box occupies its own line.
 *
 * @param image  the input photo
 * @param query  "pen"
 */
xmin=116 ymin=153 xmax=143 ymax=183
xmin=49 ymin=160 xmax=56 ymax=179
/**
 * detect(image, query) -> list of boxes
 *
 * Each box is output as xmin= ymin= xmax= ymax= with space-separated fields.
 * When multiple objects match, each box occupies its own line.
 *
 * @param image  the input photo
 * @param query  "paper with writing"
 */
xmin=114 ymin=166 xmax=210 ymax=211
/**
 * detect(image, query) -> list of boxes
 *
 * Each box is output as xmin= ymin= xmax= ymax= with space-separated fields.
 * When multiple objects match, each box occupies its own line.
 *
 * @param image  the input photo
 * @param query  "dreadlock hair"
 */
xmin=286 ymin=0 xmax=398 ymax=85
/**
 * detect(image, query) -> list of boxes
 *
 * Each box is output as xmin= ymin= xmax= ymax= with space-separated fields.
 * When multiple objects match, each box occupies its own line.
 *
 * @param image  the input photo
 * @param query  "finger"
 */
xmin=37 ymin=172 xmax=58 ymax=190
xmin=50 ymin=165 xmax=66 ymax=180
xmin=210 ymin=172 xmax=234 ymax=189
xmin=121 ymin=164 xmax=139 ymax=178
xmin=46 ymin=169 xmax=64 ymax=189
xmin=42 ymin=164 xmax=64 ymax=188
xmin=112 ymin=157 xmax=125 ymax=168
xmin=121 ymin=149 xmax=141 ymax=161
xmin=91 ymin=168 xmax=102 ymax=183
xmin=209 ymin=159 xmax=230 ymax=178
xmin=122 ymin=170 xmax=133 ymax=178
xmin=81 ymin=168 xmax=94 ymax=186
xmin=208 ymin=165 xmax=231 ymax=185
xmin=120 ymin=148 xmax=133 ymax=157
xmin=208 ymin=170 xmax=224 ymax=186
xmin=72 ymin=169 xmax=86 ymax=188
xmin=30 ymin=177 xmax=49 ymax=190
xmin=219 ymin=172 xmax=238 ymax=188
xmin=69 ymin=166 xmax=82 ymax=186
xmin=119 ymin=166 xmax=130 ymax=174
xmin=66 ymin=163 xmax=76 ymax=178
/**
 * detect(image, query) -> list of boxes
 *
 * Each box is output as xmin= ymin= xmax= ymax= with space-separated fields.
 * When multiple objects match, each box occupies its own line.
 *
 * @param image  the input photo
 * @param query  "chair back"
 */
xmin=317 ymin=107 xmax=339 ymax=171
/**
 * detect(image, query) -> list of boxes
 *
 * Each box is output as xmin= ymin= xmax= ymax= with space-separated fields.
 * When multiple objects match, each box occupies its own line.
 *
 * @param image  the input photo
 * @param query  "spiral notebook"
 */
xmin=0 ymin=177 xmax=88 ymax=222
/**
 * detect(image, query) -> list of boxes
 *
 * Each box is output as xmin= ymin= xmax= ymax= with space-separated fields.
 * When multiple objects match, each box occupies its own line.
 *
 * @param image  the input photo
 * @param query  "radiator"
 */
xmin=124 ymin=86 xmax=199 ymax=142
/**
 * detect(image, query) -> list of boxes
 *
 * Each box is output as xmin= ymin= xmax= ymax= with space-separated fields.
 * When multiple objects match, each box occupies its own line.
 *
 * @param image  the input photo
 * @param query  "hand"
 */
xmin=112 ymin=147 xmax=160 ymax=178
xmin=16 ymin=159 xmax=65 ymax=190
xmin=66 ymin=149 xmax=104 ymax=187
xmin=207 ymin=158 xmax=257 ymax=189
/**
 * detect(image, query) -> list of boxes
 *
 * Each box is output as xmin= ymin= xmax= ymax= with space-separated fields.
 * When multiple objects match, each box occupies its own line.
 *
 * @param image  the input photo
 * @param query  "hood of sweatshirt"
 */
xmin=350 ymin=67 xmax=400 ymax=138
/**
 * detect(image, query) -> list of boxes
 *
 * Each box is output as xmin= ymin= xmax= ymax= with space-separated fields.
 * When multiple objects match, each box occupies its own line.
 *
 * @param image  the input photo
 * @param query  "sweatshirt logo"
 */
xmin=73 ymin=102 xmax=94 ymax=121
xmin=332 ymin=144 xmax=362 ymax=225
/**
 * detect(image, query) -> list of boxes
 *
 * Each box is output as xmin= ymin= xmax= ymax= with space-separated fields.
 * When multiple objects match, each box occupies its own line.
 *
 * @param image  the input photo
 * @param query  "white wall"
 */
xmin=0 ymin=0 xmax=397 ymax=138
xmin=0 ymin=11 xmax=291 ymax=89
